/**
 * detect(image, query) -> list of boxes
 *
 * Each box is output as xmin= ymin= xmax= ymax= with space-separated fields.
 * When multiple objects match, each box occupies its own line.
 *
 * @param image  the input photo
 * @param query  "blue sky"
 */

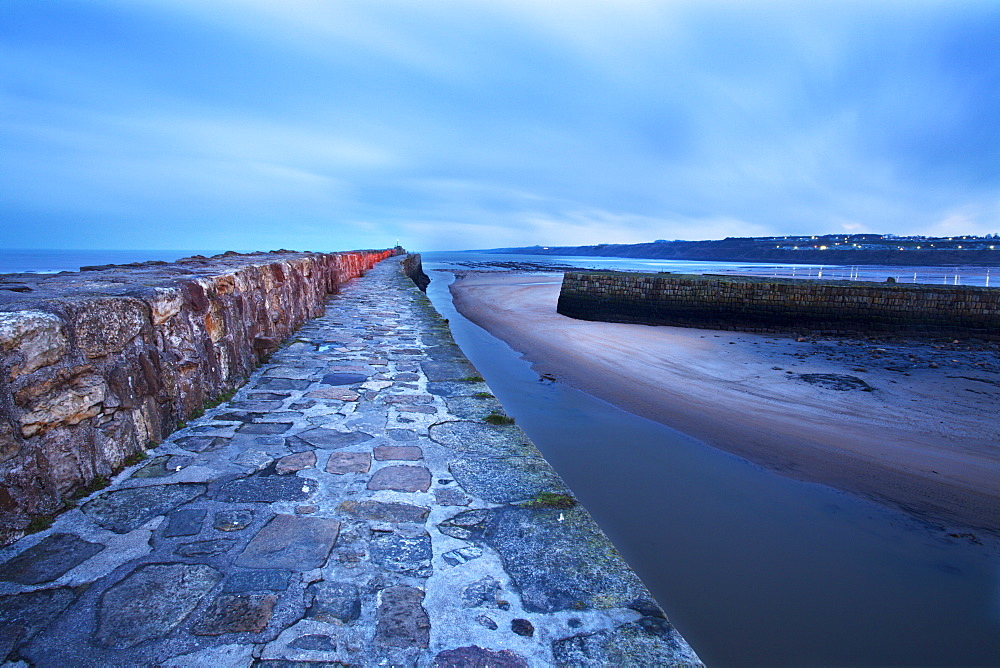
xmin=1 ymin=0 xmax=997 ymax=252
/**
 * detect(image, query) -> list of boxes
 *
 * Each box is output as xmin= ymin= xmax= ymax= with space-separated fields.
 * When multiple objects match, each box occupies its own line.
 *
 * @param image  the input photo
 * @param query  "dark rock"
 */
xmin=81 ymin=483 xmax=206 ymax=533
xmin=797 ymin=373 xmax=874 ymax=391
xmin=175 ymin=436 xmax=228 ymax=452
xmin=367 ymin=465 xmax=431 ymax=493
xmin=376 ymin=585 xmax=430 ymax=648
xmin=325 ymin=452 xmax=371 ymax=475
xmin=175 ymin=538 xmax=236 ymax=557
xmin=320 ymin=373 xmax=367 ymax=385
xmin=298 ymin=427 xmax=373 ymax=449
xmin=0 ymin=533 xmax=105 ymax=585
xmin=229 ymin=400 xmax=284 ymax=411
xmin=338 ymin=500 xmax=429 ymax=523
xmin=213 ymin=472 xmax=310 ymax=503
xmin=0 ymin=587 xmax=79 ymax=653
xmin=290 ymin=634 xmax=339 ymax=651
xmin=373 ymin=445 xmax=423 ymax=461
xmin=162 ymin=508 xmax=205 ymax=538
xmin=442 ymin=546 xmax=483 ymax=566
xmin=510 ymin=618 xmax=534 ymax=637
xmin=222 ymin=569 xmax=292 ymax=593
xmin=306 ymin=581 xmax=361 ymax=623
xmin=192 ymin=593 xmax=277 ymax=635
xmin=461 ymin=576 xmax=501 ymax=608
xmin=370 ymin=532 xmax=432 ymax=577
xmin=236 ymin=514 xmax=340 ymax=570
xmin=254 ymin=378 xmax=311 ymax=391
xmin=433 ymin=645 xmax=528 ymax=668
xmin=214 ymin=509 xmax=254 ymax=531
xmin=236 ymin=422 xmax=292 ymax=435
xmin=130 ymin=456 xmax=173 ymax=478
xmin=96 ymin=563 xmax=221 ymax=648
xmin=474 ymin=615 xmax=498 ymax=631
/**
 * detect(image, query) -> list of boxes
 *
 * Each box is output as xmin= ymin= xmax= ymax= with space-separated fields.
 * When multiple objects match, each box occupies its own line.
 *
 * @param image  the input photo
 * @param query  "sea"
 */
xmin=4 ymin=248 xmax=999 ymax=665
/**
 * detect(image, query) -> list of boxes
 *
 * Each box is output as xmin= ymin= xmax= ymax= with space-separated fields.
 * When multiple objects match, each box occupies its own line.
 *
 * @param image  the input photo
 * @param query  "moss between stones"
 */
xmin=522 ymin=492 xmax=577 ymax=510
xmin=483 ymin=412 xmax=515 ymax=426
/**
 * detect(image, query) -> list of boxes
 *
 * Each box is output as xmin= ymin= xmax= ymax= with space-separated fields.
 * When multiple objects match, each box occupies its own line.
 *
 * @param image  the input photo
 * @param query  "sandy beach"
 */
xmin=450 ymin=271 xmax=1000 ymax=535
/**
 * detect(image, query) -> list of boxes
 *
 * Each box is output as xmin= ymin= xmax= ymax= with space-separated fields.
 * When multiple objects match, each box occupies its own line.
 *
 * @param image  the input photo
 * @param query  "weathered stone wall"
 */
xmin=0 ymin=249 xmax=396 ymax=541
xmin=558 ymin=271 xmax=1000 ymax=339
xmin=400 ymin=253 xmax=431 ymax=291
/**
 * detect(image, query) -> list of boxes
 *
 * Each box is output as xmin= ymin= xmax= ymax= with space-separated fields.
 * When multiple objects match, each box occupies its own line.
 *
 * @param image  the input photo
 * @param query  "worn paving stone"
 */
xmin=383 ymin=394 xmax=434 ymax=405
xmin=255 ymin=378 xmax=311 ymax=391
xmin=429 ymin=421 xmax=535 ymax=456
xmin=192 ymin=593 xmax=277 ymax=635
xmin=449 ymin=456 xmax=568 ymax=504
xmin=306 ymin=581 xmax=361 ymax=623
xmin=0 ymin=587 xmax=79 ymax=657
xmin=175 ymin=435 xmax=229 ymax=452
xmin=81 ymin=483 xmax=206 ymax=533
xmin=175 ymin=538 xmax=236 ymax=557
xmin=376 ymin=585 xmax=430 ymax=648
xmin=552 ymin=617 xmax=703 ymax=666
xmin=214 ymin=509 xmax=255 ymax=531
xmin=338 ymin=500 xmax=429 ymax=523
xmin=373 ymin=445 xmax=423 ymax=461
xmin=130 ymin=455 xmax=174 ymax=479
xmin=306 ymin=387 xmax=360 ymax=401
xmin=236 ymin=514 xmax=340 ymax=570
xmin=421 ymin=360 xmax=476 ymax=382
xmin=298 ymin=427 xmax=373 ymax=449
xmin=0 ymin=533 xmax=105 ymax=585
xmin=237 ymin=422 xmax=292 ymax=435
xmin=367 ymin=465 xmax=431 ymax=492
xmin=325 ymin=451 xmax=371 ymax=474
xmin=163 ymin=508 xmax=207 ymax=537
xmin=370 ymin=532 xmax=432 ymax=577
xmin=387 ymin=428 xmax=419 ymax=441
xmin=435 ymin=487 xmax=471 ymax=507
xmin=96 ymin=563 xmax=221 ymax=648
xmin=276 ymin=450 xmax=316 ymax=474
xmin=320 ymin=373 xmax=367 ymax=385
xmin=223 ymin=570 xmax=293 ymax=593
xmin=214 ymin=472 xmax=311 ymax=503
xmin=461 ymin=576 xmax=502 ymax=609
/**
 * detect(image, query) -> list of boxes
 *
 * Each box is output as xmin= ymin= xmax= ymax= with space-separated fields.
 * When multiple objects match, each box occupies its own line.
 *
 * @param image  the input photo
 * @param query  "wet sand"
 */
xmin=450 ymin=272 xmax=1000 ymax=535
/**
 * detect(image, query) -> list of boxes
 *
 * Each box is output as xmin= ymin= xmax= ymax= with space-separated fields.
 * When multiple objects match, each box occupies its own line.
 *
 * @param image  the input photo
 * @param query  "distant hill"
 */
xmin=487 ymin=237 xmax=1000 ymax=267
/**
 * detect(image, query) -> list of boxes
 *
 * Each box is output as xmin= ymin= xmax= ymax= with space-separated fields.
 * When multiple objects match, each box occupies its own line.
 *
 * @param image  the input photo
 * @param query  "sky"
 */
xmin=1 ymin=0 xmax=997 ymax=252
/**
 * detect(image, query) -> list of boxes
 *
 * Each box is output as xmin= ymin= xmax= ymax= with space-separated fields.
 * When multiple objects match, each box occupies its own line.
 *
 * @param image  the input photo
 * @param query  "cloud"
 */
xmin=0 ymin=0 xmax=996 ymax=250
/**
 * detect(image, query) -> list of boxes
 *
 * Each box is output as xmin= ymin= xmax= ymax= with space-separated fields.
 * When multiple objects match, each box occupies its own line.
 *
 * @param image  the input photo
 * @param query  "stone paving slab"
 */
xmin=0 ymin=256 xmax=702 ymax=666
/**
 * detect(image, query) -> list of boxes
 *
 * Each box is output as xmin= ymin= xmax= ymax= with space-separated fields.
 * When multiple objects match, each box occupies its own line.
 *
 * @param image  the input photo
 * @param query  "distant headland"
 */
xmin=486 ymin=234 xmax=1000 ymax=266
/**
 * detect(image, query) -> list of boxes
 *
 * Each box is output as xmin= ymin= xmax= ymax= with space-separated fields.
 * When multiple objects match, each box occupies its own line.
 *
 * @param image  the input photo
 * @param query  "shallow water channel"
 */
xmin=423 ymin=264 xmax=1000 ymax=666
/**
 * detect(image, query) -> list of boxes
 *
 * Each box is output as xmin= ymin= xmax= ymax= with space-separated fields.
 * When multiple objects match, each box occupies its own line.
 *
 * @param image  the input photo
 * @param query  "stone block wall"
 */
xmin=400 ymin=253 xmax=431 ymax=291
xmin=558 ymin=271 xmax=1000 ymax=339
xmin=0 ymin=249 xmax=395 ymax=541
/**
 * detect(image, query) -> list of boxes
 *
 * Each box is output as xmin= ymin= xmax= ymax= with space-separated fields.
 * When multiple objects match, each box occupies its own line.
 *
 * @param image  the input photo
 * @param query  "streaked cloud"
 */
xmin=0 ymin=0 xmax=996 ymax=250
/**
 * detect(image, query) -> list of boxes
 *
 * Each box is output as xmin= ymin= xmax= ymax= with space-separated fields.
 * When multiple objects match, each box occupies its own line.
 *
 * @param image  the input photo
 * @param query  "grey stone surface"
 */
xmin=81 ymin=483 xmax=206 ymax=533
xmin=236 ymin=514 xmax=340 ymax=570
xmin=370 ymin=532 xmax=433 ymax=577
xmin=338 ymin=500 xmax=429 ymax=523
xmin=306 ymin=581 xmax=361 ymax=623
xmin=298 ymin=427 xmax=373 ymax=449
xmin=0 ymin=256 xmax=699 ymax=666
xmin=551 ymin=617 xmax=703 ymax=666
xmin=164 ymin=508 xmax=207 ymax=537
xmin=96 ymin=563 xmax=221 ymax=648
xmin=376 ymin=585 xmax=430 ymax=648
xmin=367 ymin=465 xmax=431 ymax=492
xmin=0 ymin=533 xmax=105 ymax=584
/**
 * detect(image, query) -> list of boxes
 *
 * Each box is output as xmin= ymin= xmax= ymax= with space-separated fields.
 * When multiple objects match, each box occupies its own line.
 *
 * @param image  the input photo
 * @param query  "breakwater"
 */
xmin=0 ymin=256 xmax=700 ymax=665
xmin=558 ymin=271 xmax=1000 ymax=339
xmin=0 ymin=249 xmax=396 ymax=542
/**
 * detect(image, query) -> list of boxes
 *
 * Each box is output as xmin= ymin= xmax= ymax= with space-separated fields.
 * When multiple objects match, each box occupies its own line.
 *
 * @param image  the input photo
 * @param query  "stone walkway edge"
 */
xmin=0 ymin=256 xmax=703 ymax=667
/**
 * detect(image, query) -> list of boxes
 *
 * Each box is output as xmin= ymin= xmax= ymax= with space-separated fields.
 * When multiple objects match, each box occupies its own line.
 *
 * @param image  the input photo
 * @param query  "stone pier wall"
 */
xmin=0 ymin=249 xmax=396 ymax=541
xmin=400 ymin=253 xmax=431 ymax=291
xmin=558 ymin=271 xmax=1000 ymax=339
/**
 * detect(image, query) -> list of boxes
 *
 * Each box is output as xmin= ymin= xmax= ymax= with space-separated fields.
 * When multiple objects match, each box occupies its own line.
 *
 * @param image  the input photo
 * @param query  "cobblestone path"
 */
xmin=0 ymin=257 xmax=701 ymax=666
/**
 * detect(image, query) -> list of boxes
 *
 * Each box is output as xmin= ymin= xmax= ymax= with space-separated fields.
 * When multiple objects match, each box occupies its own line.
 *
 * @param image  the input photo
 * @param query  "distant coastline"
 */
xmin=0 ymin=249 xmax=232 ymax=274
xmin=486 ymin=234 xmax=1000 ymax=267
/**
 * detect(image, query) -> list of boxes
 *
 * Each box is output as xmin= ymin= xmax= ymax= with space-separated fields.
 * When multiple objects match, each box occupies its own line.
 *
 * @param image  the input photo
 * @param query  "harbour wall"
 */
xmin=557 ymin=271 xmax=1000 ymax=339
xmin=0 ymin=249 xmax=396 ymax=541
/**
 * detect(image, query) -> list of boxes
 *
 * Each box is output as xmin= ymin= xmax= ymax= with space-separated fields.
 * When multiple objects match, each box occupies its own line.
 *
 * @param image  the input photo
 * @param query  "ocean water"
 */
xmin=0 ymin=249 xmax=234 ymax=274
xmin=423 ymin=251 xmax=1000 ymax=667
